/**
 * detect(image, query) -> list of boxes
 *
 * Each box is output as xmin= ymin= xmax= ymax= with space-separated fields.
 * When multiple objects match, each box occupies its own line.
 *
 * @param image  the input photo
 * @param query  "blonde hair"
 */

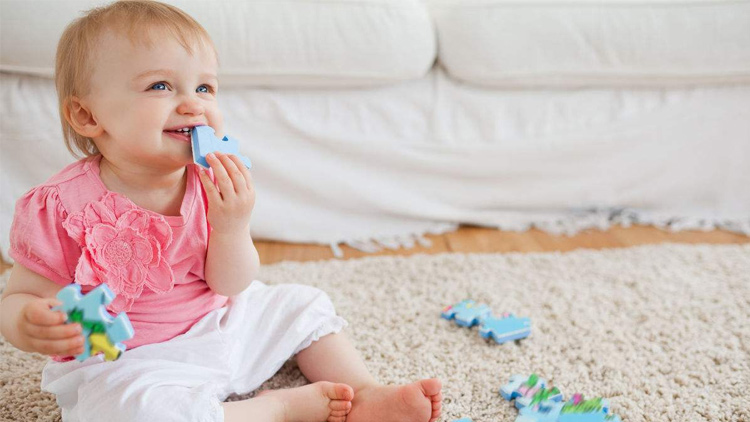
xmin=55 ymin=0 xmax=216 ymax=158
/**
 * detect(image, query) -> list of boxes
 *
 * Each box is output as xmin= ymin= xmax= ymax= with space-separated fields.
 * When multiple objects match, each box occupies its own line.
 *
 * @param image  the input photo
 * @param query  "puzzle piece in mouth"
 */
xmin=191 ymin=125 xmax=252 ymax=169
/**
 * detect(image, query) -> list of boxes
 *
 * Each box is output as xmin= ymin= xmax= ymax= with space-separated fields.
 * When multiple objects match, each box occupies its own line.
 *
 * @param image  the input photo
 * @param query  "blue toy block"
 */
xmin=441 ymin=299 xmax=491 ymax=327
xmin=479 ymin=313 xmax=531 ymax=344
xmin=191 ymin=125 xmax=252 ymax=169
xmin=54 ymin=284 xmax=134 ymax=362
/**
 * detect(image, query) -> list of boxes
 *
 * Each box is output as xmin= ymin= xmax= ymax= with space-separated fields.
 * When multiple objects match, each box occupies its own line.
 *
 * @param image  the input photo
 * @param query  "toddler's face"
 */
xmin=85 ymin=29 xmax=222 ymax=170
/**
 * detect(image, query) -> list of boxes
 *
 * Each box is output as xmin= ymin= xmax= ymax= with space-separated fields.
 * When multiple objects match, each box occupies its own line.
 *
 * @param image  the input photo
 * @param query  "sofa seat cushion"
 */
xmin=3 ymin=70 xmax=749 ymax=259
xmin=430 ymin=0 xmax=750 ymax=87
xmin=0 ymin=0 xmax=436 ymax=87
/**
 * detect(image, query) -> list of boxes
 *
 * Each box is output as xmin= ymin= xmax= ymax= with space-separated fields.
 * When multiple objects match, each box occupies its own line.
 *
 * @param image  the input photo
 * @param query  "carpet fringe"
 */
xmin=331 ymin=209 xmax=750 ymax=257
xmin=331 ymin=223 xmax=459 ymax=258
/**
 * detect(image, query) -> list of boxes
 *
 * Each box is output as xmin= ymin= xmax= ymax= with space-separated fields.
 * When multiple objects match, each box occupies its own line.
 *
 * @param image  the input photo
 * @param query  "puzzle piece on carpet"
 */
xmin=558 ymin=415 xmax=622 ymax=422
xmin=500 ymin=373 xmax=548 ymax=402
xmin=559 ymin=394 xmax=611 ymax=418
xmin=515 ymin=401 xmax=564 ymax=422
xmin=479 ymin=313 xmax=532 ymax=344
xmin=515 ymin=393 xmax=621 ymax=422
xmin=191 ymin=125 xmax=252 ymax=169
xmin=452 ymin=419 xmax=474 ymax=422
xmin=441 ymin=299 xmax=491 ymax=327
xmin=517 ymin=406 xmax=621 ymax=422
xmin=515 ymin=385 xmax=564 ymax=410
xmin=54 ymin=284 xmax=134 ymax=361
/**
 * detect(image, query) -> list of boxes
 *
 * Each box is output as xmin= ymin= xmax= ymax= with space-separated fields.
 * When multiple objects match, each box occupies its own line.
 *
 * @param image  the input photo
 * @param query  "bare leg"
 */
xmin=295 ymin=332 xmax=443 ymax=422
xmin=223 ymin=395 xmax=285 ymax=422
xmin=222 ymin=381 xmax=353 ymax=422
xmin=295 ymin=331 xmax=377 ymax=391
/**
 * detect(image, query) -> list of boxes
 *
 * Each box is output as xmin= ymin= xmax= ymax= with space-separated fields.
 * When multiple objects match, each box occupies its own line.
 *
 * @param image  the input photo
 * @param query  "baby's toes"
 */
xmin=329 ymin=399 xmax=353 ymax=413
xmin=419 ymin=378 xmax=442 ymax=398
xmin=322 ymin=383 xmax=352 ymax=422
xmin=328 ymin=383 xmax=354 ymax=401
xmin=326 ymin=382 xmax=353 ymax=419
xmin=431 ymin=391 xmax=443 ymax=404
xmin=430 ymin=392 xmax=443 ymax=421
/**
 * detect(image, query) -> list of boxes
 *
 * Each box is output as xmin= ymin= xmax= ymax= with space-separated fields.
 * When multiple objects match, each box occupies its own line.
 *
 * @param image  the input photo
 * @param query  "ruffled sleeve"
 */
xmin=9 ymin=186 xmax=81 ymax=286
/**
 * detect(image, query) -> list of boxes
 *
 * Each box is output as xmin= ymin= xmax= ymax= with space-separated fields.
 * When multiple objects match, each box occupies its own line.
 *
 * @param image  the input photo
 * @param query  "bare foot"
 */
xmin=346 ymin=378 xmax=442 ymax=422
xmin=259 ymin=381 xmax=354 ymax=422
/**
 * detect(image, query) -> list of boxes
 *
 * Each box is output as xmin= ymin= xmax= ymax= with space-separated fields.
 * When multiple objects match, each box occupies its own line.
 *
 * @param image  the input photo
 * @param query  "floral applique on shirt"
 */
xmin=62 ymin=192 xmax=175 ymax=312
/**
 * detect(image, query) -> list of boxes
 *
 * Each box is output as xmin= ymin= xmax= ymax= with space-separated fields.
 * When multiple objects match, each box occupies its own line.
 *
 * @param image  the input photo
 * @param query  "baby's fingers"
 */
xmin=206 ymin=153 xmax=234 ymax=198
xmin=28 ymin=336 xmax=85 ymax=357
xmin=23 ymin=298 xmax=67 ymax=326
xmin=198 ymin=167 xmax=221 ymax=204
xmin=219 ymin=154 xmax=247 ymax=193
xmin=25 ymin=320 xmax=82 ymax=341
xmin=228 ymin=154 xmax=253 ymax=191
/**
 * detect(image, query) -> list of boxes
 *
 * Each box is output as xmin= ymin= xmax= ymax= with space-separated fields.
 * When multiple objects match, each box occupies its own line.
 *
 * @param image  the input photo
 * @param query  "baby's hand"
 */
xmin=198 ymin=152 xmax=255 ymax=234
xmin=19 ymin=298 xmax=84 ymax=357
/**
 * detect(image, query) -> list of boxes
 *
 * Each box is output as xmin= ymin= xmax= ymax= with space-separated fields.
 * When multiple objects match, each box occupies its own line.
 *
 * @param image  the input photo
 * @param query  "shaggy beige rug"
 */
xmin=1 ymin=243 xmax=749 ymax=422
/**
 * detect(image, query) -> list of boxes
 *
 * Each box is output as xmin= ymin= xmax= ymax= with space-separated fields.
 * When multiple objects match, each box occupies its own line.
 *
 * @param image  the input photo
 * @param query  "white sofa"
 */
xmin=1 ymin=0 xmax=749 ymax=259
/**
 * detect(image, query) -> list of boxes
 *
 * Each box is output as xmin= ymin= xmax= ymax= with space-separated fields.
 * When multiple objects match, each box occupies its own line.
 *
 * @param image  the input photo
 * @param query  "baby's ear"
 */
xmin=64 ymin=96 xmax=103 ymax=138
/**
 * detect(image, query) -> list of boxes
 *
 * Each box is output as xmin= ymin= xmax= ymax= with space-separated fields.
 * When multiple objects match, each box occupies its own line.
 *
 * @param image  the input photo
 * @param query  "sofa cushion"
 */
xmin=430 ymin=0 xmax=750 ymax=88
xmin=0 ymin=0 xmax=436 ymax=87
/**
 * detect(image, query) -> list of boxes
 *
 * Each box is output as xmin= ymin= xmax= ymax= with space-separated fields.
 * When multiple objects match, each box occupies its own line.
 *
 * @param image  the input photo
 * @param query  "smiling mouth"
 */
xmin=164 ymin=129 xmax=192 ymax=142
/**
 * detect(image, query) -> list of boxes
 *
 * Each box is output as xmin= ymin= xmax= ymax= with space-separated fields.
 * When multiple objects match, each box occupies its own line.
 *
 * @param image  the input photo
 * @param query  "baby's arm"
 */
xmin=199 ymin=152 xmax=260 ymax=296
xmin=0 ymin=263 xmax=84 ymax=356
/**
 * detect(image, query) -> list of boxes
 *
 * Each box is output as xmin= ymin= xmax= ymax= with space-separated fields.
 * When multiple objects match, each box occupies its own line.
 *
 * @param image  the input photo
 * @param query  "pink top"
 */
xmin=9 ymin=155 xmax=228 ymax=358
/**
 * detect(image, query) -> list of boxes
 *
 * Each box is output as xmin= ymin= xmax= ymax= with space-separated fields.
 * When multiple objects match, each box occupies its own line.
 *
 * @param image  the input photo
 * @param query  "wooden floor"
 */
xmin=253 ymin=225 xmax=749 ymax=265
xmin=1 ymin=226 xmax=747 ymax=274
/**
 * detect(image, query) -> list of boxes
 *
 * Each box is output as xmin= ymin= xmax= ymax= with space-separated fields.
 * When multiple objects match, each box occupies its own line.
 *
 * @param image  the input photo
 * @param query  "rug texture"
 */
xmin=1 ymin=243 xmax=749 ymax=422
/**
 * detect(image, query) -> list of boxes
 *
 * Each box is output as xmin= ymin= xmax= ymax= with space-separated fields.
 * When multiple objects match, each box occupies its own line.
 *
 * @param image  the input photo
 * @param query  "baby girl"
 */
xmin=0 ymin=1 xmax=442 ymax=421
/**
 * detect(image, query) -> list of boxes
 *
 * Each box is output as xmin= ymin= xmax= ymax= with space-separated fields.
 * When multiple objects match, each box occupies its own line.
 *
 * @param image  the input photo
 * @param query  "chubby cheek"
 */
xmin=131 ymin=103 xmax=169 ymax=137
xmin=207 ymin=109 xmax=225 ymax=138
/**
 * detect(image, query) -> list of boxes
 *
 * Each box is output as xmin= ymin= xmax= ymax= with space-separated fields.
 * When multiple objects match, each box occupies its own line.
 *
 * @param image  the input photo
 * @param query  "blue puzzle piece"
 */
xmin=441 ymin=299 xmax=491 ymax=327
xmin=479 ymin=313 xmax=531 ymax=344
xmin=516 ymin=400 xmax=622 ymax=422
xmin=452 ymin=419 xmax=474 ymax=422
xmin=559 ymin=415 xmax=622 ymax=422
xmin=506 ymin=379 xmax=623 ymax=422
xmin=560 ymin=395 xmax=610 ymax=415
xmin=515 ymin=386 xmax=564 ymax=410
xmin=191 ymin=125 xmax=252 ymax=169
xmin=501 ymin=374 xmax=532 ymax=400
xmin=515 ymin=401 xmax=564 ymax=422
xmin=54 ymin=284 xmax=134 ymax=362
xmin=500 ymin=374 xmax=547 ymax=402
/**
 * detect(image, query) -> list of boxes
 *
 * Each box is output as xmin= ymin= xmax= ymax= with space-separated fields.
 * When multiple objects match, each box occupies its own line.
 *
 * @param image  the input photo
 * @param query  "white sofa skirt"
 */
xmin=1 ymin=69 xmax=749 ymax=259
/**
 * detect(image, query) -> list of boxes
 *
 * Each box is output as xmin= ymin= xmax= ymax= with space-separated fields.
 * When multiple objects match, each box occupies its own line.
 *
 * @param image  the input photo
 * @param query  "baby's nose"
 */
xmin=177 ymin=97 xmax=204 ymax=115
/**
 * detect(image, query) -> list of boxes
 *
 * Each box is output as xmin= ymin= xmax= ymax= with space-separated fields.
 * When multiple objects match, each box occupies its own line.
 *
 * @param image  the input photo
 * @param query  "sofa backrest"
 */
xmin=0 ymin=0 xmax=436 ymax=88
xmin=2 ymin=0 xmax=749 ymax=88
xmin=428 ymin=0 xmax=750 ymax=88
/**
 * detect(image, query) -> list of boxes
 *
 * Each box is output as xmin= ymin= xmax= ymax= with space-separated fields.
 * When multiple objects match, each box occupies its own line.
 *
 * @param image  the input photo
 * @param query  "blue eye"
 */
xmin=197 ymin=85 xmax=209 ymax=93
xmin=150 ymin=82 xmax=167 ymax=91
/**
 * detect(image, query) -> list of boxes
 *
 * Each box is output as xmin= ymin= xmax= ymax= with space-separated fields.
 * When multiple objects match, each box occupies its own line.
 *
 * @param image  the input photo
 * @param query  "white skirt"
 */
xmin=41 ymin=281 xmax=348 ymax=422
